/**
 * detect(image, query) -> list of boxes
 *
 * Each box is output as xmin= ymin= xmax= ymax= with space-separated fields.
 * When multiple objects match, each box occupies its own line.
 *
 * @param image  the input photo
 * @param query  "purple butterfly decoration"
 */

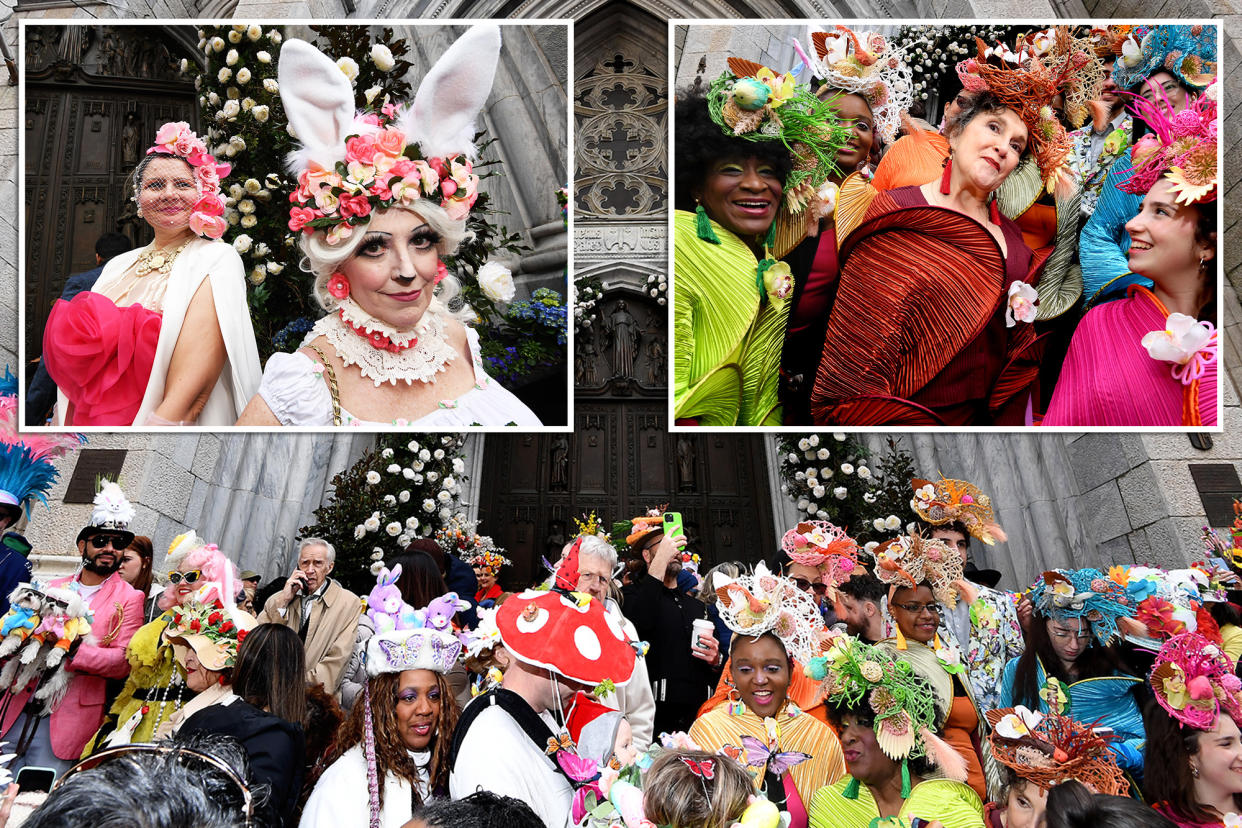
xmin=740 ymin=735 xmax=811 ymax=776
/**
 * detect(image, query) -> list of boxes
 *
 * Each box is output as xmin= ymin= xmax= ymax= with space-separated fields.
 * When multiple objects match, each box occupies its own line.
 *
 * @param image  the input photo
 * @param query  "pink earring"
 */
xmin=434 ymin=260 xmax=449 ymax=285
xmin=327 ymin=272 xmax=351 ymax=300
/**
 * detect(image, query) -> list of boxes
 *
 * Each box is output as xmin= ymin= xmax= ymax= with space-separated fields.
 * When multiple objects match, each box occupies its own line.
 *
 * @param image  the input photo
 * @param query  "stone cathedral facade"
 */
xmin=0 ymin=2 xmax=1237 ymax=595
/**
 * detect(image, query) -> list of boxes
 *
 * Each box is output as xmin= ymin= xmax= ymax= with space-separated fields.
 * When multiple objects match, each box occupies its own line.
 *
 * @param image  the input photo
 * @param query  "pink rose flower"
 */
xmin=344 ymin=135 xmax=378 ymax=165
xmin=359 ymin=113 xmax=381 ymax=127
xmin=288 ymin=206 xmax=318 ymax=233
xmin=374 ymin=129 xmax=405 ymax=158
xmin=190 ymin=212 xmax=227 ymax=239
xmin=326 ymin=273 xmax=351 ymax=300
xmin=338 ymin=193 xmax=372 ymax=220
xmin=192 ymin=195 xmax=224 ymax=217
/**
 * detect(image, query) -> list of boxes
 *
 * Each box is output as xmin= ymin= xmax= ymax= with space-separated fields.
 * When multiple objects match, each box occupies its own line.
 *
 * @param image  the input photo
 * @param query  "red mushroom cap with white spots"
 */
xmin=496 ymin=589 xmax=636 ymax=686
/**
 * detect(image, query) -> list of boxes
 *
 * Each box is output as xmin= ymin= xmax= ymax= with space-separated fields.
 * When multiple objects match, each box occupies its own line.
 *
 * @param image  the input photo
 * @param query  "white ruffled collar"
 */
xmin=313 ymin=299 xmax=457 ymax=387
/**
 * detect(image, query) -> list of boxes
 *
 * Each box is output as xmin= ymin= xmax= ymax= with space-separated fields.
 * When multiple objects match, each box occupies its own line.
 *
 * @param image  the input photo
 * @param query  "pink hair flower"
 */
xmin=327 ymin=273 xmax=351 ymax=300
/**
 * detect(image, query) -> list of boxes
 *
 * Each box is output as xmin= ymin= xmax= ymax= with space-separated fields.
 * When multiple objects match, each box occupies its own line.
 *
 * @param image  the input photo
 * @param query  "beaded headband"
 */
xmin=142 ymin=122 xmax=231 ymax=240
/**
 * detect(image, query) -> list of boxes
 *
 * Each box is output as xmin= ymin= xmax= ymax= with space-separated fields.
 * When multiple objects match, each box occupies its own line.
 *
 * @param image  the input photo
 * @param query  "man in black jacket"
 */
xmin=620 ymin=525 xmax=721 ymax=734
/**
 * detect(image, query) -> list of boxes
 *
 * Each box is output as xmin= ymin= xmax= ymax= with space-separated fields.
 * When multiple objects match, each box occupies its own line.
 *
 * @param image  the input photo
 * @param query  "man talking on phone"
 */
xmin=259 ymin=537 xmax=360 ymax=695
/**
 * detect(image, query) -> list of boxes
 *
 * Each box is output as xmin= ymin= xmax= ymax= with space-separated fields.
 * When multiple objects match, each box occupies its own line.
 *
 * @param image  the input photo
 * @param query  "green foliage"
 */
xmin=299 ymin=434 xmax=468 ymax=595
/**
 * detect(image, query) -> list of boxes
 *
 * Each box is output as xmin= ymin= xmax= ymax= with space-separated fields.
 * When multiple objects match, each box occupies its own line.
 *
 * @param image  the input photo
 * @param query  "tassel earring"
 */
xmin=940 ymin=155 xmax=953 ymax=195
xmin=695 ymin=201 xmax=720 ymax=245
xmin=895 ymin=625 xmax=908 ymax=651
xmin=989 ymin=197 xmax=1001 ymax=225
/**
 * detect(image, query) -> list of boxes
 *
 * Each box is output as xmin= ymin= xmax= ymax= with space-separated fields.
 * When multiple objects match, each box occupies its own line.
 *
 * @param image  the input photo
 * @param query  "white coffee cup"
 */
xmin=691 ymin=618 xmax=715 ymax=651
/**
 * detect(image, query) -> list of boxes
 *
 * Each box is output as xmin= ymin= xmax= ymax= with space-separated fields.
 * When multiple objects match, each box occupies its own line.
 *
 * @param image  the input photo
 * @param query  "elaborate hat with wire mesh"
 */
xmin=1110 ymin=24 xmax=1216 ymax=92
xmin=910 ymin=476 xmax=1006 ymax=546
xmin=871 ymin=533 xmax=965 ymax=609
xmin=712 ymin=562 xmax=826 ymax=663
xmin=955 ymin=28 xmax=1105 ymax=185
xmin=1087 ymin=25 xmax=1140 ymax=59
xmin=780 ymin=520 xmax=859 ymax=590
xmin=1118 ymin=81 xmax=1217 ymax=205
xmin=985 ymin=705 xmax=1129 ymax=796
xmin=1029 ymin=568 xmax=1135 ymax=645
xmin=1149 ymin=632 xmax=1242 ymax=731
xmin=806 ymin=637 xmax=967 ymax=798
xmin=804 ymin=25 xmax=915 ymax=144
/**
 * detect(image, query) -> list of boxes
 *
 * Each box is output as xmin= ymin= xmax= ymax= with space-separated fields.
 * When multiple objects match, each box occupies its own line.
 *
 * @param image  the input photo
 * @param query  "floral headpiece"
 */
xmin=706 ymin=59 xmax=851 ymax=253
xmin=143 ymin=122 xmax=231 ymax=240
xmin=984 ymin=705 xmax=1129 ymax=796
xmin=1110 ymin=565 xmax=1220 ymax=645
xmin=625 ymin=505 xmax=667 ymax=548
xmin=713 ymin=562 xmax=825 ymax=663
xmin=366 ymin=624 xmax=462 ymax=676
xmin=1119 ymin=81 xmax=1217 ymax=204
xmin=872 ymin=533 xmax=964 ymax=609
xmin=1029 ymin=568 xmax=1134 ymax=645
xmin=467 ymin=550 xmax=511 ymax=574
xmin=910 ymin=476 xmax=1005 ymax=546
xmin=1111 ymin=24 xmax=1216 ymax=92
xmin=165 ymin=600 xmax=256 ymax=672
xmin=807 ymin=638 xmax=965 ymax=797
xmin=1088 ymin=25 xmax=1140 ymax=59
xmin=436 ymin=516 xmax=505 ymax=567
xmin=1149 ymin=632 xmax=1242 ymax=731
xmin=780 ymin=520 xmax=858 ymax=589
xmin=955 ymin=29 xmax=1104 ymax=185
xmin=279 ymin=26 xmax=500 ymax=246
xmin=805 ymin=26 xmax=915 ymax=144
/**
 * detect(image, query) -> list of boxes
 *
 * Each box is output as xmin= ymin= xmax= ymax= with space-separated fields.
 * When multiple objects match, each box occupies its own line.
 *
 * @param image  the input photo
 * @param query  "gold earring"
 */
xmin=1191 ymin=763 xmax=1201 ymax=778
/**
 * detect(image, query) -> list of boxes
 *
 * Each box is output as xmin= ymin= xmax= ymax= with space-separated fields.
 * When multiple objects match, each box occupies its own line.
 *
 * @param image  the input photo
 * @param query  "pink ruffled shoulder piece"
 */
xmin=1043 ymin=287 xmax=1216 ymax=427
xmin=42 ymin=292 xmax=162 ymax=426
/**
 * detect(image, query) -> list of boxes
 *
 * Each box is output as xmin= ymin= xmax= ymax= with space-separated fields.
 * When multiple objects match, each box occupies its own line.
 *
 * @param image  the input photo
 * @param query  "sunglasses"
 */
xmin=89 ymin=535 xmax=127 ymax=549
xmin=167 ymin=570 xmax=202 ymax=585
xmin=791 ymin=577 xmax=828 ymax=596
xmin=57 ymin=744 xmax=253 ymax=825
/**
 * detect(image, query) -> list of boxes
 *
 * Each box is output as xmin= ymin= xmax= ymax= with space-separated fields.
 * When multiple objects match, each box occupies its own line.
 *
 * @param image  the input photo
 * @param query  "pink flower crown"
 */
xmin=780 ymin=520 xmax=858 ymax=587
xmin=1120 ymin=81 xmax=1218 ymax=204
xmin=1150 ymin=632 xmax=1242 ymax=731
xmin=146 ymin=122 xmax=231 ymax=240
xmin=287 ymin=105 xmax=480 ymax=247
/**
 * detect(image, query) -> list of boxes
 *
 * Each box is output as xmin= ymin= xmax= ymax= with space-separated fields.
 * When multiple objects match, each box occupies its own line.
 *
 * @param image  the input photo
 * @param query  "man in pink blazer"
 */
xmin=1 ymin=482 xmax=143 ymax=775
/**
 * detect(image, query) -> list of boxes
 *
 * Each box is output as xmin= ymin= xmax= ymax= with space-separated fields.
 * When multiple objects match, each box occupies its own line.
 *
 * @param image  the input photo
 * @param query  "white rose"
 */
xmin=364 ymin=85 xmax=383 ymax=105
xmin=407 ymin=440 xmax=420 ymax=452
xmin=433 ymin=449 xmax=445 ymax=460
xmin=884 ymin=515 xmax=902 ymax=530
xmin=787 ymin=453 xmax=798 ymax=463
xmin=422 ymin=499 xmax=436 ymax=513
xmin=233 ymin=234 xmax=252 ymax=254
xmin=227 ymin=30 xmax=242 ymax=43
xmin=806 ymin=476 xmax=817 ymax=488
xmin=797 ymin=439 xmax=810 ymax=451
xmin=405 ymin=517 xmax=420 ymax=531
xmin=439 ymin=508 xmax=452 ymax=521
xmin=257 ymin=50 xmax=271 ymax=63
xmin=370 ymin=562 xmax=385 ymax=576
xmin=813 ymin=486 xmax=826 ymax=498
xmin=208 ymin=92 xmax=220 ymax=105
xmin=383 ymin=494 xmax=397 ymax=506
xmin=873 ymin=518 xmax=886 ymax=531
xmin=381 ymin=448 xmax=394 ymax=459
xmin=225 ymin=49 xmax=239 ymax=66
xmin=833 ymin=487 xmax=848 ymax=500
xmin=210 ymin=36 xmax=225 ymax=53
xmin=246 ymin=24 xmax=262 ymax=40
xmin=412 ymin=461 xmax=425 ymax=472
xmin=452 ymin=458 xmax=465 ymax=474
xmin=387 ymin=463 xmax=401 ymax=474
xmin=437 ymin=491 xmax=451 ymax=503
xmin=236 ymin=67 xmax=251 ymax=85
xmin=267 ymin=261 xmax=283 ymax=274
xmin=268 ymin=30 xmax=282 ymax=44
xmin=797 ymin=498 xmax=809 ymax=510
xmin=807 ymin=503 xmax=819 ymax=515
xmin=809 ymin=435 xmax=820 ymax=446
xmin=364 ymin=516 xmax=381 ymax=532
xmin=240 ymin=215 xmax=257 ymax=229
xmin=354 ymin=525 xmax=366 ymax=540
xmin=385 ymin=522 xmax=402 ymax=537
xmin=443 ymin=476 xmax=456 ymax=488
xmin=238 ymin=200 xmax=255 ymax=214
xmin=857 ymin=466 xmax=871 ymax=479
xmin=477 ymin=262 xmax=516 ymax=303
xmin=833 ymin=432 xmax=846 ymax=441
xmin=263 ymin=78 xmax=279 ymax=94
xmin=221 ymin=100 xmax=240 ymax=119
xmin=371 ymin=549 xmax=384 ymax=561
xmin=370 ymin=43 xmax=395 ymax=72
xmin=419 ymin=449 xmax=430 ymax=462
xmin=217 ymin=67 xmax=232 ymax=83
xmin=795 ymin=472 xmax=806 ymax=481
xmin=229 ymin=135 xmax=246 ymax=151
xmin=840 ymin=463 xmax=854 ymax=475
xmin=251 ymin=105 xmax=269 ymax=123
xmin=398 ymin=490 xmax=410 ymax=503
xmin=179 ymin=58 xmax=189 ymax=72
xmin=863 ymin=492 xmax=877 ymax=504
xmin=336 ymin=56 xmax=359 ymax=83
xmin=864 ymin=541 xmax=879 ymax=553
xmin=402 ymin=468 xmax=415 ymax=480
xmin=426 ymin=472 xmax=439 ymax=483
xmin=816 ymin=448 xmax=830 ymax=460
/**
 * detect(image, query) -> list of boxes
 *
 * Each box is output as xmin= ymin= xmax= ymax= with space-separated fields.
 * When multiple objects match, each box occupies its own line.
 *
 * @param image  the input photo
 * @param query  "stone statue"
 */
xmin=121 ymin=113 xmax=140 ymax=168
xmin=549 ymin=436 xmax=570 ymax=491
xmin=676 ymin=436 xmax=696 ymax=492
xmin=645 ymin=334 xmax=666 ymax=386
xmin=575 ymin=327 xmax=599 ymax=387
xmin=605 ymin=300 xmax=640 ymax=380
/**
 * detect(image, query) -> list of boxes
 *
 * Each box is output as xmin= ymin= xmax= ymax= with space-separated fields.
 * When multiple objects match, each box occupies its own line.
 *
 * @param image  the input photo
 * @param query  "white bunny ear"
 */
xmin=403 ymin=24 xmax=502 ymax=160
xmin=278 ymin=38 xmax=358 ymax=174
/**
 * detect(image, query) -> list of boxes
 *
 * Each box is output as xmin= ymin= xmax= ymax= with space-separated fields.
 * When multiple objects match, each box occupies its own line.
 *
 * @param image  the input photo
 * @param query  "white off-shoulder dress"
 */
xmin=256 ymin=327 xmax=541 ymax=427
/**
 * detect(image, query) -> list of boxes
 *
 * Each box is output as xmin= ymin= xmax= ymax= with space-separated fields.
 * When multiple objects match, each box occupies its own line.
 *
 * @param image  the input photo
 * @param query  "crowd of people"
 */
xmin=673 ymin=23 xmax=1219 ymax=427
xmin=0 ymin=436 xmax=1240 ymax=828
xmin=32 ymin=24 xmax=541 ymax=428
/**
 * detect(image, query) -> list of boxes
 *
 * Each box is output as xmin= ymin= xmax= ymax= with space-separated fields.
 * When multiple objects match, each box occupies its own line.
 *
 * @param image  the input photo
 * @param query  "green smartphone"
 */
xmin=662 ymin=511 xmax=684 ymax=549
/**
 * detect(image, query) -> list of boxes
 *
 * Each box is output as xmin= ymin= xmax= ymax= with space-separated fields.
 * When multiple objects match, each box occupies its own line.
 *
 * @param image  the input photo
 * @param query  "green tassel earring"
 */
xmin=695 ymin=203 xmax=720 ymax=245
xmin=843 ymin=776 xmax=862 ymax=800
xmin=900 ymin=759 xmax=912 ymax=799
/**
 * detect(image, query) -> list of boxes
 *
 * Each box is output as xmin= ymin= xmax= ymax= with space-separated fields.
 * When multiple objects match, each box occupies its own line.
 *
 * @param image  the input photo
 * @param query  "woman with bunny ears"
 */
xmin=236 ymin=25 xmax=540 ymax=428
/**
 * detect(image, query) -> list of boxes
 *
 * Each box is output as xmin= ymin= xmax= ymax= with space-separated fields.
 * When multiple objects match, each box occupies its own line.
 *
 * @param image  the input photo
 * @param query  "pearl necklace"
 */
xmin=134 ymin=239 xmax=192 ymax=278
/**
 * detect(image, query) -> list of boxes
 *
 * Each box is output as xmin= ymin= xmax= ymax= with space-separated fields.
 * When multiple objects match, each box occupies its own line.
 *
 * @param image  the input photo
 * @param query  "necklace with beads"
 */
xmin=134 ymin=239 xmax=192 ymax=278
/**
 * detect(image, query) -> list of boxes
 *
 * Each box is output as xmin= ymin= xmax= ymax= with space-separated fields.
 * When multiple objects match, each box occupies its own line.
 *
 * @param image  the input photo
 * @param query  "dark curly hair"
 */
xmin=674 ymin=85 xmax=793 ymax=213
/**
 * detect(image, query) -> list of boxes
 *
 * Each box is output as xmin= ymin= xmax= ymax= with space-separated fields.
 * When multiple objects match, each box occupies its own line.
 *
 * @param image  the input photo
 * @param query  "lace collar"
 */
xmin=313 ymin=299 xmax=457 ymax=387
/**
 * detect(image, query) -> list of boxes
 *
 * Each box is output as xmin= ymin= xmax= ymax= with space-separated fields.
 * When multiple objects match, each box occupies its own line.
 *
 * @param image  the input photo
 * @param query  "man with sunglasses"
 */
xmin=1 ymin=481 xmax=143 ymax=776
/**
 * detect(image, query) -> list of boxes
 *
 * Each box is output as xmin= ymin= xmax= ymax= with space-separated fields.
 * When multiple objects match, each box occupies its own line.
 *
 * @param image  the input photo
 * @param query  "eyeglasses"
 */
xmin=577 ymin=572 xmax=610 ymax=586
xmin=792 ymin=578 xmax=828 ymax=596
xmin=57 ymin=744 xmax=253 ymax=826
xmin=167 ymin=570 xmax=202 ymax=585
xmin=1049 ymin=627 xmax=1092 ymax=641
xmin=893 ymin=601 xmax=942 ymax=616
xmin=89 ymin=535 xmax=126 ymax=549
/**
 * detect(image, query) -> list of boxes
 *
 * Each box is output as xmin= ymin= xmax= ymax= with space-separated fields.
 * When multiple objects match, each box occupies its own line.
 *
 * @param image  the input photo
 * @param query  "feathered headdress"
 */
xmin=1110 ymin=24 xmax=1216 ymax=92
xmin=1118 ymin=81 xmax=1217 ymax=204
xmin=780 ymin=520 xmax=859 ymax=592
xmin=910 ymin=476 xmax=1006 ymax=546
xmin=0 ymin=368 xmax=83 ymax=519
xmin=1149 ymin=632 xmax=1242 ymax=731
xmin=712 ymin=562 xmax=825 ymax=663
xmin=804 ymin=25 xmax=915 ymax=144
xmin=955 ymin=28 xmax=1104 ymax=186
xmin=279 ymin=25 xmax=500 ymax=246
xmin=871 ymin=533 xmax=965 ymax=609
xmin=985 ymin=705 xmax=1129 ymax=796
xmin=1029 ymin=568 xmax=1135 ymax=645
xmin=806 ymin=638 xmax=967 ymax=798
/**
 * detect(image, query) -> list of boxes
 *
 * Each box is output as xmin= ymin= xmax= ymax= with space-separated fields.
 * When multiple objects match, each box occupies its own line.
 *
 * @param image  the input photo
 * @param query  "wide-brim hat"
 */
xmin=497 ymin=589 xmax=635 ymax=686
xmin=166 ymin=605 xmax=257 ymax=672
